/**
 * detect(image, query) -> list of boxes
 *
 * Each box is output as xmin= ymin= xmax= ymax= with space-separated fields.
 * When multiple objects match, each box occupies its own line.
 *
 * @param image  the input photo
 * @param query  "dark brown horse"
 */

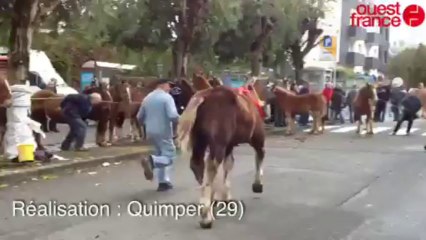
xmin=177 ymin=86 xmax=265 ymax=229
xmin=273 ymin=86 xmax=327 ymax=135
xmin=353 ymin=83 xmax=377 ymax=135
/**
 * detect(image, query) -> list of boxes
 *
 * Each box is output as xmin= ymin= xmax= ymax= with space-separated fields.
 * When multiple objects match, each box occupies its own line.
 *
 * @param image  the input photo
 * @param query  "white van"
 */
xmin=0 ymin=49 xmax=78 ymax=95
xmin=29 ymin=50 xmax=78 ymax=95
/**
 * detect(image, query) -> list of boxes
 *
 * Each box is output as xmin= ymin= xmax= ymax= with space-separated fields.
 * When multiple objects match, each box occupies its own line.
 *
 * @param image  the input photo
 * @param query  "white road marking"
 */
xmin=392 ymin=128 xmax=419 ymax=136
xmin=302 ymin=125 xmax=339 ymax=133
xmin=330 ymin=126 xmax=358 ymax=133
xmin=360 ymin=126 xmax=391 ymax=135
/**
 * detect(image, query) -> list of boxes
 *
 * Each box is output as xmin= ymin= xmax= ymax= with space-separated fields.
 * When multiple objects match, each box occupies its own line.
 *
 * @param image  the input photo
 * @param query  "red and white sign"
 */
xmin=350 ymin=3 xmax=425 ymax=27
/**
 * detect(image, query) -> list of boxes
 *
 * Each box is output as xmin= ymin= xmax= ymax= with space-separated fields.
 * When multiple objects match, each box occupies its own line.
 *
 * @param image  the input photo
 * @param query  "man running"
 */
xmin=392 ymin=93 xmax=422 ymax=136
xmin=138 ymin=78 xmax=179 ymax=192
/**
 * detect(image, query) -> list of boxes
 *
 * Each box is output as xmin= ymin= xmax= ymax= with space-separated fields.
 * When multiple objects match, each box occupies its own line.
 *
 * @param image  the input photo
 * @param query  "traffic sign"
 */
xmin=320 ymin=35 xmax=337 ymax=60
xmin=323 ymin=35 xmax=332 ymax=48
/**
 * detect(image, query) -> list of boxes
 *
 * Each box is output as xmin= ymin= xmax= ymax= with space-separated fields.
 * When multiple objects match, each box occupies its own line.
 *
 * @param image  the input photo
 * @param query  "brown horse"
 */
xmin=273 ymin=86 xmax=326 ymax=135
xmin=31 ymin=85 xmax=113 ymax=150
xmin=353 ymin=83 xmax=377 ymax=135
xmin=107 ymin=81 xmax=133 ymax=142
xmin=192 ymin=73 xmax=212 ymax=90
xmin=0 ymin=75 xmax=13 ymax=152
xmin=177 ymin=86 xmax=265 ymax=229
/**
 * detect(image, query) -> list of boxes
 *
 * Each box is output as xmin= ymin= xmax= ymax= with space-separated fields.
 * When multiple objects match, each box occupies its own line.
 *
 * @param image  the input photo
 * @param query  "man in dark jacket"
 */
xmin=60 ymin=93 xmax=102 ymax=151
xmin=390 ymin=87 xmax=407 ymax=121
xmin=346 ymin=84 xmax=357 ymax=123
xmin=374 ymin=84 xmax=390 ymax=122
xmin=331 ymin=85 xmax=346 ymax=124
xmin=392 ymin=94 xmax=421 ymax=136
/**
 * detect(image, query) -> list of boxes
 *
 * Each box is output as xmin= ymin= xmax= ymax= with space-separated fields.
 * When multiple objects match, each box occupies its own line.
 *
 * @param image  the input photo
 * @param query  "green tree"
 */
xmin=388 ymin=47 xmax=417 ymax=86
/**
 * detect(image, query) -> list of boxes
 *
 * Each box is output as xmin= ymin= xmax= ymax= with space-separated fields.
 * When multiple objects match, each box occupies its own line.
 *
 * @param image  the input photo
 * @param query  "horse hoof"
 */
xmin=199 ymin=220 xmax=213 ymax=229
xmin=252 ymin=183 xmax=263 ymax=193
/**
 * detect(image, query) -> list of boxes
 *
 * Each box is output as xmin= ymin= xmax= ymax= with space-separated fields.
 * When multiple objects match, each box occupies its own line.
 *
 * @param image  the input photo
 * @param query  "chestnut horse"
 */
xmin=106 ymin=81 xmax=133 ymax=142
xmin=177 ymin=86 xmax=265 ymax=229
xmin=0 ymin=75 xmax=13 ymax=153
xmin=353 ymin=83 xmax=377 ymax=135
xmin=192 ymin=73 xmax=212 ymax=90
xmin=31 ymin=85 xmax=113 ymax=150
xmin=273 ymin=86 xmax=326 ymax=135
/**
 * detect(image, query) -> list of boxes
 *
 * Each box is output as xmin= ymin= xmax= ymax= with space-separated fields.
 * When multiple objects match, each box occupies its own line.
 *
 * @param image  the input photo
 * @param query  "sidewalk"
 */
xmin=0 ymin=142 xmax=152 ymax=186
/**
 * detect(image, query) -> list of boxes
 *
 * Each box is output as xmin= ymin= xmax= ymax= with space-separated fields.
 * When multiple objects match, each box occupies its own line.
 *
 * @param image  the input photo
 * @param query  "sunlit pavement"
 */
xmin=1 ymin=125 xmax=426 ymax=240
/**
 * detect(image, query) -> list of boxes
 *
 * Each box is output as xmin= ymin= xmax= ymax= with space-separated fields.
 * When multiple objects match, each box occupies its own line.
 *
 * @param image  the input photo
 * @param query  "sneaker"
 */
xmin=157 ymin=182 xmax=173 ymax=192
xmin=140 ymin=156 xmax=154 ymax=181
xmin=75 ymin=147 xmax=90 ymax=152
xmin=60 ymin=146 xmax=70 ymax=151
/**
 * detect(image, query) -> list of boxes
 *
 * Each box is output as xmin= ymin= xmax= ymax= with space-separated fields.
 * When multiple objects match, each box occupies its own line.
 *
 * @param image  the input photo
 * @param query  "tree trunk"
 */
xmin=249 ymin=17 xmax=273 ymax=77
xmin=172 ymin=40 xmax=188 ymax=80
xmin=290 ymin=43 xmax=304 ymax=84
xmin=250 ymin=51 xmax=262 ymax=77
xmin=8 ymin=0 xmax=39 ymax=85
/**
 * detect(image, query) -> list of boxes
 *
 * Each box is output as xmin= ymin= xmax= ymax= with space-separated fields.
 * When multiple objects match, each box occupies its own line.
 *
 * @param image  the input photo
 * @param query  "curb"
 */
xmin=0 ymin=150 xmax=150 ymax=186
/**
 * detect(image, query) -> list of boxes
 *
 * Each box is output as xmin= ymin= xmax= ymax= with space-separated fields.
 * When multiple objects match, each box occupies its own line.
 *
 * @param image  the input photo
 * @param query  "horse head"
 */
xmin=170 ymin=79 xmax=196 ymax=114
xmin=110 ymin=80 xmax=131 ymax=104
xmin=192 ymin=73 xmax=211 ymax=90
xmin=0 ymin=75 xmax=12 ymax=107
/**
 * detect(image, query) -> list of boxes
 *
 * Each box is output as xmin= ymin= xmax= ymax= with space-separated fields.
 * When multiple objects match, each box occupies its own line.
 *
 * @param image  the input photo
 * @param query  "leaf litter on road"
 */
xmin=41 ymin=174 xmax=58 ymax=180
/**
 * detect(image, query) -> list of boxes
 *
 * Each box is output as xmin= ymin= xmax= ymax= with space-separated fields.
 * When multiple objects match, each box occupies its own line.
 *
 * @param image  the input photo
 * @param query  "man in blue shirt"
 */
xmin=60 ymin=93 xmax=102 ymax=151
xmin=138 ymin=78 xmax=179 ymax=192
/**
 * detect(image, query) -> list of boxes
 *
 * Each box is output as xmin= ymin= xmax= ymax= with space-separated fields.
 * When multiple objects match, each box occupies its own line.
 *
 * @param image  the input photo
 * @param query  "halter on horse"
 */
xmin=177 ymin=86 xmax=265 ymax=229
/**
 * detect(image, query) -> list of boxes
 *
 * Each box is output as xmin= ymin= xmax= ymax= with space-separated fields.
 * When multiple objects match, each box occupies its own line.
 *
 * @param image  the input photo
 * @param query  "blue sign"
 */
xmin=323 ymin=36 xmax=332 ymax=48
xmin=81 ymin=72 xmax=94 ymax=91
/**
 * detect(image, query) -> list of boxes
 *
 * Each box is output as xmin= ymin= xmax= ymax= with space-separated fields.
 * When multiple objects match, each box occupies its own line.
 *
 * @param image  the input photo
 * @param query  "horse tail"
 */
xmin=176 ymin=94 xmax=206 ymax=154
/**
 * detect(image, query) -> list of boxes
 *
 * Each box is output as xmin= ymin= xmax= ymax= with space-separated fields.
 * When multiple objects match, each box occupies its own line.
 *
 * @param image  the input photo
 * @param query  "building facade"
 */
xmin=304 ymin=0 xmax=390 ymax=77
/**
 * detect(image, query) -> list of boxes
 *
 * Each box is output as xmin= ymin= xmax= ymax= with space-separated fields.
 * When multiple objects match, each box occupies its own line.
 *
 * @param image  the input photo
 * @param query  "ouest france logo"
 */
xmin=350 ymin=2 xmax=425 ymax=27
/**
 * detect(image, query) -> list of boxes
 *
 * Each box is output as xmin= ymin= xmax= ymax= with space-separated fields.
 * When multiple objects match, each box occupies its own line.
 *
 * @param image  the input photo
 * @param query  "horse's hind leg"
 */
xmin=285 ymin=114 xmax=294 ymax=135
xmin=221 ymin=151 xmax=235 ymax=201
xmin=367 ymin=115 xmax=374 ymax=135
xmin=199 ymin=148 xmax=221 ymax=229
xmin=250 ymin=128 xmax=265 ymax=193
xmin=309 ymin=112 xmax=319 ymax=134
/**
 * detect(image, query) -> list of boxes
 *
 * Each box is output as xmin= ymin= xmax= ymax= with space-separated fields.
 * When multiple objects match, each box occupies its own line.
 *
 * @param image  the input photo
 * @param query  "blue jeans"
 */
xmin=61 ymin=117 xmax=87 ymax=149
xmin=149 ymin=134 xmax=176 ymax=183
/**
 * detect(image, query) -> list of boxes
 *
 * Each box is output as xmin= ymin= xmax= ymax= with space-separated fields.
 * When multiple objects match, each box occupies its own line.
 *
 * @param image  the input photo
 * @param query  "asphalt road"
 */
xmin=2 ymin=121 xmax=426 ymax=240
